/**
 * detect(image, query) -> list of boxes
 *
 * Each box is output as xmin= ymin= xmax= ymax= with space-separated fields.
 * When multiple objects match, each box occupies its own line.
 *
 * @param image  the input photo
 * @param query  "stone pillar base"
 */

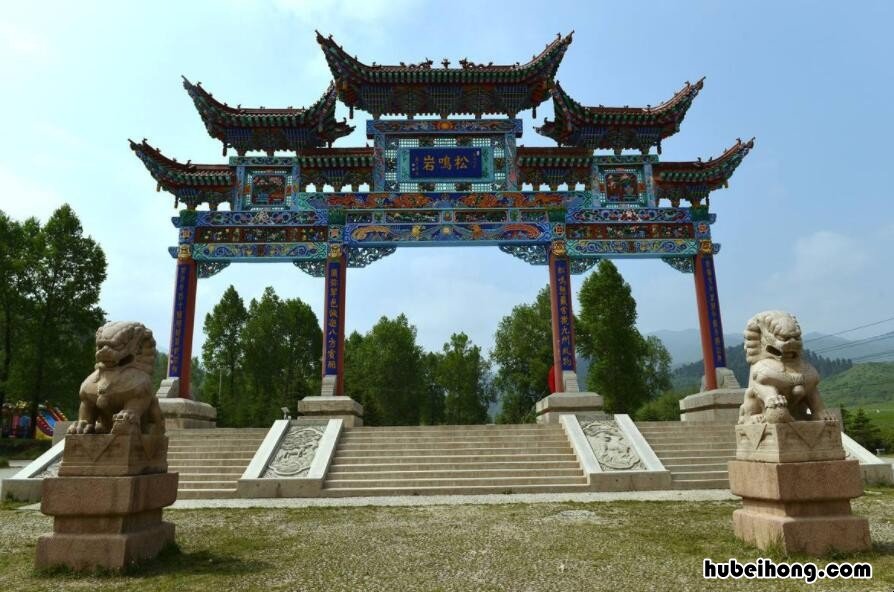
xmin=297 ymin=396 xmax=363 ymax=427
xmin=157 ymin=397 xmax=217 ymax=429
xmin=728 ymin=459 xmax=870 ymax=555
xmin=535 ymin=392 xmax=603 ymax=424
xmin=36 ymin=426 xmax=178 ymax=572
xmin=679 ymin=388 xmax=744 ymax=422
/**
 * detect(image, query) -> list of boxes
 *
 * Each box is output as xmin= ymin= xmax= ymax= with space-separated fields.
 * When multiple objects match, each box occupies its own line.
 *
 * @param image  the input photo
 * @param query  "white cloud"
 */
xmin=0 ymin=21 xmax=50 ymax=60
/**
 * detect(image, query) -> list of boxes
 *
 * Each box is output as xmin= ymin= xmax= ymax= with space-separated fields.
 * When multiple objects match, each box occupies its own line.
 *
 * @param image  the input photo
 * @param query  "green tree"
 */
xmin=844 ymin=408 xmax=884 ymax=451
xmin=19 ymin=206 xmax=106 ymax=436
xmin=492 ymin=287 xmax=553 ymax=423
xmin=641 ymin=335 xmax=673 ymax=398
xmin=201 ymin=286 xmax=248 ymax=425
xmin=419 ymin=351 xmax=446 ymax=425
xmin=345 ymin=315 xmax=426 ymax=426
xmin=576 ymin=260 xmax=648 ymax=414
xmin=0 ymin=213 xmax=30 ymax=413
xmin=239 ymin=287 xmax=321 ymax=426
xmin=436 ymin=332 xmax=493 ymax=425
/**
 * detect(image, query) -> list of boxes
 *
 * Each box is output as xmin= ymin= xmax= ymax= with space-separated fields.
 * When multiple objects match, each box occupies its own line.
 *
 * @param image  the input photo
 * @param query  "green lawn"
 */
xmin=1 ymin=490 xmax=893 ymax=591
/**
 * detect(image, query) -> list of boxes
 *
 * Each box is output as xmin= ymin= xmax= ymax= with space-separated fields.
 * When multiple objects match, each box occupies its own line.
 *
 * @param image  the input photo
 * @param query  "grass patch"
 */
xmin=1 ymin=492 xmax=893 ymax=591
xmin=0 ymin=439 xmax=51 ymax=461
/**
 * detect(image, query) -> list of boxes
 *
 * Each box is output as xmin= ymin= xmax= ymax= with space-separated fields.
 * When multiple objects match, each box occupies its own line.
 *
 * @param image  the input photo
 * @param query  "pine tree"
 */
xmin=845 ymin=408 xmax=883 ymax=451
xmin=576 ymin=260 xmax=648 ymax=414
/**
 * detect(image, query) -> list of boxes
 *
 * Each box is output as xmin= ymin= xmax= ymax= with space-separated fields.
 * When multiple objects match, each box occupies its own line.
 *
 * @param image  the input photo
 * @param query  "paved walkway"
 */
xmin=19 ymin=489 xmax=738 ymax=511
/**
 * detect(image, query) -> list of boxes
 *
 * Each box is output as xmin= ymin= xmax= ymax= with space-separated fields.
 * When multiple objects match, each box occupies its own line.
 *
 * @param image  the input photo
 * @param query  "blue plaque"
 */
xmin=402 ymin=147 xmax=492 ymax=182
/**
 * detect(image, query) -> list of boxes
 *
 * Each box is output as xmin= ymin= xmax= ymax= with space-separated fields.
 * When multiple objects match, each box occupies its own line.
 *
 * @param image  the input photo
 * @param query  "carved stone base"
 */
xmin=60 ymin=432 xmax=168 ymax=477
xmin=297 ymin=396 xmax=363 ymax=427
xmin=157 ymin=397 xmax=216 ymax=429
xmin=36 ymin=472 xmax=178 ymax=571
xmin=735 ymin=421 xmax=845 ymax=463
xmin=729 ymin=459 xmax=870 ymax=555
xmin=535 ymin=392 xmax=603 ymax=424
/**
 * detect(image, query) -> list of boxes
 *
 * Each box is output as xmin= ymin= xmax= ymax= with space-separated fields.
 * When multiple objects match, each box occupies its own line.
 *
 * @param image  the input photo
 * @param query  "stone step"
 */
xmin=656 ymin=449 xmax=737 ymax=459
xmin=332 ymin=452 xmax=578 ymax=465
xmin=336 ymin=440 xmax=570 ymax=452
xmin=648 ymin=442 xmax=738 ymax=451
xmin=347 ymin=425 xmax=561 ymax=433
xmin=167 ymin=451 xmax=255 ymax=459
xmin=176 ymin=488 xmax=239 ymax=499
xmin=655 ymin=455 xmax=734 ymax=465
xmin=333 ymin=447 xmax=575 ymax=459
xmin=671 ymin=478 xmax=730 ymax=490
xmin=663 ymin=463 xmax=731 ymax=472
xmin=166 ymin=458 xmax=255 ymax=467
xmin=178 ymin=480 xmax=237 ymax=489
xmin=324 ymin=475 xmax=589 ymax=489
xmin=321 ymin=483 xmax=592 ymax=497
xmin=671 ymin=470 xmax=729 ymax=480
xmin=329 ymin=460 xmax=583 ymax=473
xmin=642 ymin=434 xmax=734 ymax=442
xmin=326 ymin=468 xmax=584 ymax=481
xmin=339 ymin=432 xmax=567 ymax=444
xmin=168 ymin=444 xmax=263 ymax=451
xmin=170 ymin=472 xmax=244 ymax=481
xmin=637 ymin=421 xmax=733 ymax=427
xmin=637 ymin=426 xmax=735 ymax=432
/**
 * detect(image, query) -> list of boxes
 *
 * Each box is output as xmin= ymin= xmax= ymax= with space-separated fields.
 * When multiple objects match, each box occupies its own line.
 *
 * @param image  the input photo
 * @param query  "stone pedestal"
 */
xmin=535 ymin=392 xmax=603 ymax=424
xmin=155 ymin=380 xmax=217 ymax=429
xmin=36 ymin=430 xmax=178 ymax=571
xmin=680 ymin=368 xmax=744 ymax=422
xmin=728 ymin=421 xmax=870 ymax=555
xmin=297 ymin=396 xmax=363 ymax=427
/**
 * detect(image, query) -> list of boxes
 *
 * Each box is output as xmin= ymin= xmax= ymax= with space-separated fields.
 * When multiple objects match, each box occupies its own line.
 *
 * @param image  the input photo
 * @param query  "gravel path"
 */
xmin=18 ymin=488 xmax=738 ymax=511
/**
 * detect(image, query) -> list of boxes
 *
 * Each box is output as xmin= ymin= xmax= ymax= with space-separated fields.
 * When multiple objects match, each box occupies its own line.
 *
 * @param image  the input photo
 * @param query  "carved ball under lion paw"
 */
xmin=764 ymin=406 xmax=793 ymax=423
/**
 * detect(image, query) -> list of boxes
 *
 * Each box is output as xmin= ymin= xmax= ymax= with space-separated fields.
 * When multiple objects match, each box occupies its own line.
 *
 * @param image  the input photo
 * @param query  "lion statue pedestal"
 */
xmin=727 ymin=311 xmax=870 ymax=555
xmin=36 ymin=322 xmax=178 ymax=572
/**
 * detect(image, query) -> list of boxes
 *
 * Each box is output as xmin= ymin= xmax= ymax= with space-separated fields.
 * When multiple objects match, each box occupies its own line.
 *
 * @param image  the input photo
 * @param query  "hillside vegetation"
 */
xmin=822 ymin=362 xmax=894 ymax=408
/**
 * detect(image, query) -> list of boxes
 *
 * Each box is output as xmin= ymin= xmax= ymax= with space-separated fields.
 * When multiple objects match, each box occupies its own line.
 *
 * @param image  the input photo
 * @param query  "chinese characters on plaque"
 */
xmin=408 ymin=147 xmax=483 ymax=180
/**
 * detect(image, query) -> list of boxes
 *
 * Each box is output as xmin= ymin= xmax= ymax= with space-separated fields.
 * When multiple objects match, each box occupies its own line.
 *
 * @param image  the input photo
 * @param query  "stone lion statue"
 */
xmin=69 ymin=321 xmax=165 ymax=435
xmin=738 ymin=311 xmax=837 ymax=425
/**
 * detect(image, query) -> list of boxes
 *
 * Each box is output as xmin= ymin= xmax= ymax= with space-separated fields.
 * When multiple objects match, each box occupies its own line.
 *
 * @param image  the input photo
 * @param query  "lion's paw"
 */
xmin=767 ymin=395 xmax=788 ymax=409
xmin=68 ymin=421 xmax=94 ymax=434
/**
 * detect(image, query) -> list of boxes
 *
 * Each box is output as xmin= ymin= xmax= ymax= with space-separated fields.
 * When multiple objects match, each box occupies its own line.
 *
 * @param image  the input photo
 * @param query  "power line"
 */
xmin=813 ymin=331 xmax=894 ymax=355
xmin=804 ymin=316 xmax=894 ymax=344
xmin=850 ymin=348 xmax=894 ymax=363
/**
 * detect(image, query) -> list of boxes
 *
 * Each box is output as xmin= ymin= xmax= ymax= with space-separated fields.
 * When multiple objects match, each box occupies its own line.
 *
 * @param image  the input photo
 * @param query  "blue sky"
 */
xmin=2 ymin=0 xmax=892 ymax=362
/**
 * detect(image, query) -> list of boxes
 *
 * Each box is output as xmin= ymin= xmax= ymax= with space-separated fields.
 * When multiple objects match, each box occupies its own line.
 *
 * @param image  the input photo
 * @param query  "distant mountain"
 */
xmin=648 ymin=329 xmax=894 ymax=368
xmin=821 ymin=362 xmax=894 ymax=408
xmin=647 ymin=329 xmax=742 ymax=368
xmin=671 ymin=345 xmax=854 ymax=392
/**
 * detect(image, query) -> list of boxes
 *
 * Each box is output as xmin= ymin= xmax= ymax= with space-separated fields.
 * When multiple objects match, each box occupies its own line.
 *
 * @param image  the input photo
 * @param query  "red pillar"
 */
xmin=693 ymin=253 xmax=727 ymax=391
xmin=167 ymin=253 xmax=198 ymax=399
xmin=322 ymin=250 xmax=347 ymax=396
xmin=548 ymin=246 xmax=576 ymax=393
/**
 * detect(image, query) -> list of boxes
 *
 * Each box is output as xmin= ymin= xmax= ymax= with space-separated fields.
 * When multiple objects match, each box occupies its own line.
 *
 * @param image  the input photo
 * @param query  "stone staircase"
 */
xmin=166 ymin=428 xmax=268 ymax=499
xmin=322 ymin=424 xmax=588 ymax=497
xmin=636 ymin=421 xmax=736 ymax=490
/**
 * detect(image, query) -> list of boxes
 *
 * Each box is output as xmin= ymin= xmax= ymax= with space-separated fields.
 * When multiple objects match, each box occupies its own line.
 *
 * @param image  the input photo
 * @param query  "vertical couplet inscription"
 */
xmin=700 ymin=254 xmax=727 ymax=368
xmin=554 ymin=258 xmax=575 ymax=372
xmin=168 ymin=262 xmax=190 ymax=378
xmin=324 ymin=258 xmax=341 ymax=376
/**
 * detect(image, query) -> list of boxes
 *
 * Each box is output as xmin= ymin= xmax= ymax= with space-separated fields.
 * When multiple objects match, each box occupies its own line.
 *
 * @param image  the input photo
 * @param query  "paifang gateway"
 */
xmin=130 ymin=31 xmax=753 ymax=400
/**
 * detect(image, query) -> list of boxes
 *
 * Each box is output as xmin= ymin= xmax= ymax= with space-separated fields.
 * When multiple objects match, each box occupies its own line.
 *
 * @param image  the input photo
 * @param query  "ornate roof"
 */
xmin=182 ymin=77 xmax=354 ymax=156
xmin=316 ymin=31 xmax=573 ymax=118
xmin=536 ymin=78 xmax=705 ymax=153
xmin=652 ymin=138 xmax=755 ymax=205
xmin=516 ymin=147 xmax=593 ymax=190
xmin=130 ymin=140 xmax=235 ymax=209
xmin=297 ymin=148 xmax=374 ymax=191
